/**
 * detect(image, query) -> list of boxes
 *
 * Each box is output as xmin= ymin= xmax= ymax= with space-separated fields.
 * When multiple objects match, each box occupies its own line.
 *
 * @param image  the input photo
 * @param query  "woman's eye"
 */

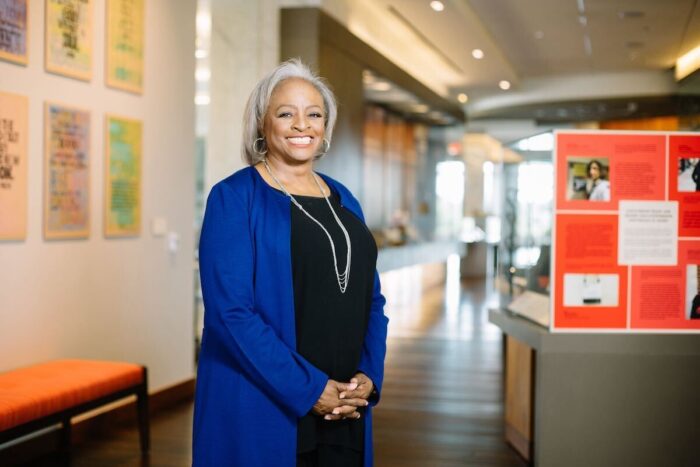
xmin=278 ymin=112 xmax=292 ymax=118
xmin=309 ymin=112 xmax=323 ymax=118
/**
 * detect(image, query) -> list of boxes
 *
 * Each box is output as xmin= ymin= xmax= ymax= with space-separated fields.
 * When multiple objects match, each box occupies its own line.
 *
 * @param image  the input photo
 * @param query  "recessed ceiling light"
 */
xmin=499 ymin=80 xmax=511 ymax=90
xmin=430 ymin=1 xmax=444 ymax=12
xmin=534 ymin=30 xmax=544 ymax=39
xmin=457 ymin=93 xmax=468 ymax=103
xmin=412 ymin=104 xmax=429 ymax=113
xmin=195 ymin=49 xmax=208 ymax=59
xmin=195 ymin=94 xmax=210 ymax=106
xmin=472 ymin=49 xmax=484 ymax=59
xmin=195 ymin=68 xmax=211 ymax=81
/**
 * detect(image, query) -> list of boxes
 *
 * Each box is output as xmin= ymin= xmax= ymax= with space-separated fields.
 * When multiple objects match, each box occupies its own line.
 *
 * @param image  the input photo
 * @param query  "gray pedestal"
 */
xmin=489 ymin=309 xmax=700 ymax=467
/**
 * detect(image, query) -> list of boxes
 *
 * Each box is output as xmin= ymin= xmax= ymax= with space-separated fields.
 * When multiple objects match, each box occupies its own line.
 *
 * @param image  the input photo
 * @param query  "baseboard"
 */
xmin=505 ymin=422 xmax=533 ymax=464
xmin=0 ymin=377 xmax=195 ymax=466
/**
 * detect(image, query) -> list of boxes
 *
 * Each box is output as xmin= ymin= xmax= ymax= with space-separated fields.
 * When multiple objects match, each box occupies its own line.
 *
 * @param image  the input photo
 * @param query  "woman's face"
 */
xmin=263 ymin=78 xmax=325 ymax=164
xmin=589 ymin=162 xmax=601 ymax=180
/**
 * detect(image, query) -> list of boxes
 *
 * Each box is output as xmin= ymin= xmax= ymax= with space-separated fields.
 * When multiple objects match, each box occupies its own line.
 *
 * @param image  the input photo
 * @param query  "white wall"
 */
xmin=204 ymin=0 xmax=280 ymax=191
xmin=0 ymin=0 xmax=197 ymax=391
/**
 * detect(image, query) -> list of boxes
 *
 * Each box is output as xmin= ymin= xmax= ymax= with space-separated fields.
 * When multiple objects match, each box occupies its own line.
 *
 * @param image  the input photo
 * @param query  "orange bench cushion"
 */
xmin=0 ymin=359 xmax=144 ymax=431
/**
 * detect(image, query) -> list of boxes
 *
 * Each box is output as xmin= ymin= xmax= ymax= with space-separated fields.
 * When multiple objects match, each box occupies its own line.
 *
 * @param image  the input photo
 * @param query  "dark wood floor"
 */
xmin=23 ymin=275 xmax=526 ymax=467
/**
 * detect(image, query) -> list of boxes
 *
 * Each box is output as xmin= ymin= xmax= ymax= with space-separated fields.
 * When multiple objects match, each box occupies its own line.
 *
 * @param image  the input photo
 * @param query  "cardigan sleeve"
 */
xmin=357 ymin=270 xmax=388 ymax=405
xmin=199 ymin=182 xmax=328 ymax=418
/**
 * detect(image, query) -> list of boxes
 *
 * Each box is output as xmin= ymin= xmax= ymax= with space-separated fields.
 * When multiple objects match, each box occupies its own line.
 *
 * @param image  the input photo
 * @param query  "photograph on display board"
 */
xmin=0 ymin=0 xmax=28 ymax=65
xmin=563 ymin=273 xmax=619 ymax=307
xmin=677 ymin=158 xmax=700 ymax=192
xmin=687 ymin=265 xmax=700 ymax=320
xmin=0 ymin=91 xmax=28 ymax=240
xmin=105 ymin=115 xmax=141 ymax=237
xmin=669 ymin=135 xmax=700 ymax=238
xmin=565 ymin=156 xmax=610 ymax=202
xmin=45 ymin=0 xmax=93 ymax=81
xmin=44 ymin=103 xmax=90 ymax=239
xmin=106 ymin=0 xmax=144 ymax=93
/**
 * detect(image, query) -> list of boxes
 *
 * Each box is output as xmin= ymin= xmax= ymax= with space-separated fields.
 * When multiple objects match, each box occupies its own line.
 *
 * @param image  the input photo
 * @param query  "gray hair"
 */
xmin=241 ymin=58 xmax=338 ymax=165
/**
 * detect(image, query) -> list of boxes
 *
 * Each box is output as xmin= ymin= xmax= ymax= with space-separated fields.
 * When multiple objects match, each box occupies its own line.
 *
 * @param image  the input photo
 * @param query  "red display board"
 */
xmin=552 ymin=131 xmax=700 ymax=332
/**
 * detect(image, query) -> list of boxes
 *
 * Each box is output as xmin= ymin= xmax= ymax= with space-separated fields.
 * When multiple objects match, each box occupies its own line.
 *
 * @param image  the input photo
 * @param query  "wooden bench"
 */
xmin=0 ymin=360 xmax=149 ymax=457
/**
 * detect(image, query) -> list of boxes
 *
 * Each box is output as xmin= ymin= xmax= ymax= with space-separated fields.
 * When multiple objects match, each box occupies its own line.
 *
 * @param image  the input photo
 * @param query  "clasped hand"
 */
xmin=312 ymin=373 xmax=374 ymax=421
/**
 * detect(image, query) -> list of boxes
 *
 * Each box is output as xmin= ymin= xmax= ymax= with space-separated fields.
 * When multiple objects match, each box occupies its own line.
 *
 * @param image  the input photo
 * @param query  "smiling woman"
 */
xmin=193 ymin=59 xmax=389 ymax=467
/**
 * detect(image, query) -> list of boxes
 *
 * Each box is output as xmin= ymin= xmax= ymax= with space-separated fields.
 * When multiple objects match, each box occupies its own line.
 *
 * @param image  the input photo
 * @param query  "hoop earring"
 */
xmin=319 ymin=138 xmax=331 ymax=155
xmin=253 ymin=137 xmax=267 ymax=155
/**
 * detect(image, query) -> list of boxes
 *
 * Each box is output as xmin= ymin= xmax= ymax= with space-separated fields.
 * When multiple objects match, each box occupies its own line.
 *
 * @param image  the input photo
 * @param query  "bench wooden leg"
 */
xmin=59 ymin=416 xmax=72 ymax=461
xmin=136 ymin=368 xmax=150 ymax=455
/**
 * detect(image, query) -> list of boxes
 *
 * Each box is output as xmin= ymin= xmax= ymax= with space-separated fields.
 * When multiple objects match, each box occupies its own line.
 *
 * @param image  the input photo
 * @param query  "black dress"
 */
xmin=289 ymin=189 xmax=378 ymax=467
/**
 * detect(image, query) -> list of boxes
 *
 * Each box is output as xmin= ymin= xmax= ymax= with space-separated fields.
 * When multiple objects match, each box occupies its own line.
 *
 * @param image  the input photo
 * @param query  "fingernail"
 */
xmin=364 ymin=401 xmax=369 ymax=406
xmin=339 ymin=393 xmax=346 ymax=399
xmin=332 ymin=408 xmax=340 ymax=415
xmin=324 ymin=415 xmax=331 ymax=420
xmin=348 ymin=383 xmax=358 ymax=390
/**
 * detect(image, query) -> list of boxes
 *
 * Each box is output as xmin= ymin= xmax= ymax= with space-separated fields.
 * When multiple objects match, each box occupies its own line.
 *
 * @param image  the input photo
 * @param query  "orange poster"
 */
xmin=552 ymin=131 xmax=700 ymax=333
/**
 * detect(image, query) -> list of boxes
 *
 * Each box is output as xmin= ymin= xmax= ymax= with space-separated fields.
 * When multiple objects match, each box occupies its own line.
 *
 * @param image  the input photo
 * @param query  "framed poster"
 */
xmin=45 ymin=0 xmax=93 ymax=81
xmin=106 ymin=0 xmax=144 ymax=93
xmin=44 ymin=102 xmax=90 ymax=239
xmin=551 ymin=130 xmax=700 ymax=333
xmin=0 ymin=0 xmax=28 ymax=65
xmin=105 ymin=115 xmax=141 ymax=237
xmin=0 ymin=91 xmax=28 ymax=240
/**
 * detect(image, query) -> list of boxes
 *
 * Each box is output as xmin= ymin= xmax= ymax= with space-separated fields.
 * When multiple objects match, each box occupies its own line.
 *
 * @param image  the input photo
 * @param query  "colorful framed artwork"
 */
xmin=0 ymin=0 xmax=29 ymax=65
xmin=44 ymin=102 xmax=90 ymax=239
xmin=106 ymin=0 xmax=144 ymax=93
xmin=45 ymin=0 xmax=93 ymax=81
xmin=105 ymin=115 xmax=141 ymax=237
xmin=0 ymin=91 xmax=28 ymax=240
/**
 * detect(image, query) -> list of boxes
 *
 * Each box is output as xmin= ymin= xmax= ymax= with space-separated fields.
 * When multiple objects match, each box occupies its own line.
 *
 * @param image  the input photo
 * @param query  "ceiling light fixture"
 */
xmin=676 ymin=44 xmax=700 ymax=81
xmin=195 ymin=68 xmax=211 ymax=81
xmin=430 ymin=1 xmax=444 ymax=12
xmin=458 ymin=93 xmax=468 ymax=103
xmin=499 ymin=80 xmax=511 ymax=90
xmin=472 ymin=49 xmax=484 ymax=59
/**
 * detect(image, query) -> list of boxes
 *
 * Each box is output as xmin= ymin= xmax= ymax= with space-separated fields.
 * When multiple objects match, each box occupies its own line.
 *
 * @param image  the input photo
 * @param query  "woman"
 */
xmin=586 ymin=159 xmax=610 ymax=201
xmin=193 ymin=59 xmax=388 ymax=467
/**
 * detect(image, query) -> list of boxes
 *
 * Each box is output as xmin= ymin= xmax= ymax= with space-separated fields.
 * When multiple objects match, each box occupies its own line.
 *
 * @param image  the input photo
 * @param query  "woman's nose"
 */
xmin=292 ymin=115 xmax=309 ymax=131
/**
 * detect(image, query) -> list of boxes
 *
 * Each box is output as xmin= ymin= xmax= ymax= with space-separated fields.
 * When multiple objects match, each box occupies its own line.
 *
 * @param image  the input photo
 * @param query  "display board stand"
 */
xmin=489 ymin=308 xmax=700 ymax=467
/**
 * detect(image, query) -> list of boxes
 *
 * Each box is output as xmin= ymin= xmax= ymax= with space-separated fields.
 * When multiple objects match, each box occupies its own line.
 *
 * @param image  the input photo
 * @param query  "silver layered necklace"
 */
xmin=263 ymin=159 xmax=351 ymax=293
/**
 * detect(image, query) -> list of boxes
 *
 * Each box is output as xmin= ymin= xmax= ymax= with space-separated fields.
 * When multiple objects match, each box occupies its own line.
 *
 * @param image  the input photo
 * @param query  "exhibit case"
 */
xmin=491 ymin=130 xmax=700 ymax=467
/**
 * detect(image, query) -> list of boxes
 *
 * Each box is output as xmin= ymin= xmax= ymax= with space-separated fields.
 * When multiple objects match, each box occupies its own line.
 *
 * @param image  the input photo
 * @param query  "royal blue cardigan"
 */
xmin=193 ymin=166 xmax=388 ymax=467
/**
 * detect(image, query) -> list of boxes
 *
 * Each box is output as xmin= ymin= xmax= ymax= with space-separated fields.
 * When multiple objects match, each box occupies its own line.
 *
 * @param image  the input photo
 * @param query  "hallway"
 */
xmin=23 ymin=275 xmax=525 ymax=467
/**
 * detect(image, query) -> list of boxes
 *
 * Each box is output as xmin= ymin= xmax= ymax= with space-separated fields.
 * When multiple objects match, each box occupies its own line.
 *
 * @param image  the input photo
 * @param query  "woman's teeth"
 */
xmin=288 ymin=137 xmax=312 ymax=144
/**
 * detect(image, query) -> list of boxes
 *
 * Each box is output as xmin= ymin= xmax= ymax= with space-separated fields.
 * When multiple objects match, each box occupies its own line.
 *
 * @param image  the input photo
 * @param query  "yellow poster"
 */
xmin=44 ymin=103 xmax=90 ymax=239
xmin=0 ymin=92 xmax=28 ymax=240
xmin=105 ymin=115 xmax=141 ymax=237
xmin=45 ymin=0 xmax=93 ymax=81
xmin=106 ymin=0 xmax=144 ymax=93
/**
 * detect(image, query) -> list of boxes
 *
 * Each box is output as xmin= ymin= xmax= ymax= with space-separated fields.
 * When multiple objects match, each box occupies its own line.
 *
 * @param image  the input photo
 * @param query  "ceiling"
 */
xmin=363 ymin=0 xmax=700 ymax=122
